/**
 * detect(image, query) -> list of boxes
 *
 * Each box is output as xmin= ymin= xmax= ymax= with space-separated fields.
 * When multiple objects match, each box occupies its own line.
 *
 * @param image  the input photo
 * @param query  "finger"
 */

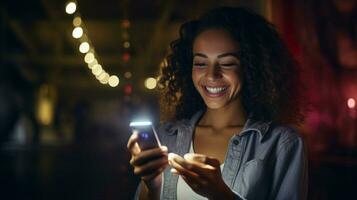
xmin=203 ymin=156 xmax=221 ymax=168
xmin=168 ymin=153 xmax=199 ymax=178
xmin=181 ymin=174 xmax=208 ymax=190
xmin=184 ymin=153 xmax=221 ymax=167
xmin=133 ymin=156 xmax=168 ymax=176
xmin=170 ymin=168 xmax=179 ymax=175
xmin=141 ymin=166 xmax=166 ymax=182
xmin=127 ymin=132 xmax=140 ymax=155
xmin=184 ymin=153 xmax=206 ymax=163
xmin=170 ymin=153 xmax=215 ymax=176
xmin=131 ymin=146 xmax=168 ymax=166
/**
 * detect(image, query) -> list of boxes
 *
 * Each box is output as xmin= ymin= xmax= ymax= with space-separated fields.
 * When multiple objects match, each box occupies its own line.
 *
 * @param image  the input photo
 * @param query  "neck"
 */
xmin=199 ymin=98 xmax=247 ymax=130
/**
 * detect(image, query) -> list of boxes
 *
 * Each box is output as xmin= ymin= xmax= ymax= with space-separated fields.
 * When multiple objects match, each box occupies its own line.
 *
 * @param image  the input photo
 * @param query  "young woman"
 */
xmin=127 ymin=7 xmax=307 ymax=200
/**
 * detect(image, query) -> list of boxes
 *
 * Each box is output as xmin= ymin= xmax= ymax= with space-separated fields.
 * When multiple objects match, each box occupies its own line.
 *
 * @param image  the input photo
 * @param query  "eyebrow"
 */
xmin=193 ymin=52 xmax=240 ymax=59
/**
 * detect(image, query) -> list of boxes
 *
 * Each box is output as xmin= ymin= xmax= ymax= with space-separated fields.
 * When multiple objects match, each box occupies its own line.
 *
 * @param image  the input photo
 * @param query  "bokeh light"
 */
xmin=65 ymin=2 xmax=77 ymax=14
xmin=73 ymin=16 xmax=82 ymax=26
xmin=79 ymin=42 xmax=90 ymax=53
xmin=72 ymin=27 xmax=83 ymax=39
xmin=347 ymin=98 xmax=356 ymax=109
xmin=145 ymin=77 xmax=157 ymax=89
xmin=84 ymin=52 xmax=95 ymax=63
xmin=108 ymin=75 xmax=119 ymax=87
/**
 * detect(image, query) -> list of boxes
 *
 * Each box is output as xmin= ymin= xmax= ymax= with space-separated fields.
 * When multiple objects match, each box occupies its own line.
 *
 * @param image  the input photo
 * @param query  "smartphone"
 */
xmin=129 ymin=121 xmax=161 ymax=150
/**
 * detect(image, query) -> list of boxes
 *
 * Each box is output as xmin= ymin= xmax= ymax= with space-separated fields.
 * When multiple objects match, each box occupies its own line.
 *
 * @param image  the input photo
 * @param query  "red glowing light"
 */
xmin=122 ymin=53 xmax=130 ymax=62
xmin=122 ymin=19 xmax=130 ymax=28
xmin=125 ymin=84 xmax=132 ymax=95
xmin=347 ymin=98 xmax=356 ymax=109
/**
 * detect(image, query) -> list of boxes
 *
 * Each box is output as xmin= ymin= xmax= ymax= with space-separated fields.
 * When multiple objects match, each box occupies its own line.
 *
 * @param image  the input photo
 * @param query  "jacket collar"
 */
xmin=189 ymin=110 xmax=272 ymax=142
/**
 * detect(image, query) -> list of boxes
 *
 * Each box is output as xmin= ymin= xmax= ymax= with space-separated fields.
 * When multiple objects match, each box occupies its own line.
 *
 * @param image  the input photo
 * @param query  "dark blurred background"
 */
xmin=0 ymin=0 xmax=356 ymax=199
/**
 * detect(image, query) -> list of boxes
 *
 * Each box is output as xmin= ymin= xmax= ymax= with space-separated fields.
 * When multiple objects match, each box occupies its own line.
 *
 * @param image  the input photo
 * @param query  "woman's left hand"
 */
xmin=168 ymin=153 xmax=235 ymax=200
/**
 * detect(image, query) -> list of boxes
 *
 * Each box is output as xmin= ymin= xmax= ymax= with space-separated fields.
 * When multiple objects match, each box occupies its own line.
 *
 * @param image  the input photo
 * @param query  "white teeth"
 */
xmin=205 ymin=86 xmax=226 ymax=94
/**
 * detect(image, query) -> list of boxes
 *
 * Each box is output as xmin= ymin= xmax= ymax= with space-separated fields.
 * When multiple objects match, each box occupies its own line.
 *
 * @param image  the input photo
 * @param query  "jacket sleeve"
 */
xmin=133 ymin=182 xmax=141 ymax=200
xmin=270 ymin=135 xmax=308 ymax=200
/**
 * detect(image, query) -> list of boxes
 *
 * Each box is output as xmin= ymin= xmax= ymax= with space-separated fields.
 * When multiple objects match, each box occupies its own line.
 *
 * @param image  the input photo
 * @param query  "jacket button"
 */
xmin=233 ymin=139 xmax=239 ymax=145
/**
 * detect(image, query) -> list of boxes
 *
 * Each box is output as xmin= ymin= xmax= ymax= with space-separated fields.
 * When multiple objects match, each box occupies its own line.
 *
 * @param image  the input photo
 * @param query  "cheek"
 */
xmin=224 ymin=72 xmax=242 ymax=91
xmin=191 ymin=68 xmax=202 ymax=87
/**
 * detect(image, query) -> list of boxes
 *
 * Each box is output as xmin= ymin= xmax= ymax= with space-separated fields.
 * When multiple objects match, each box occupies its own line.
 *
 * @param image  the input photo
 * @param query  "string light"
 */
xmin=72 ymin=27 xmax=83 ymax=39
xmin=96 ymin=71 xmax=105 ymax=80
xmin=79 ymin=42 xmax=90 ymax=53
xmin=99 ymin=73 xmax=110 ymax=84
xmin=84 ymin=52 xmax=95 ymax=63
xmin=122 ymin=19 xmax=131 ymax=28
xmin=145 ymin=77 xmax=157 ymax=89
xmin=122 ymin=53 xmax=130 ymax=62
xmin=124 ymin=84 xmax=132 ymax=95
xmin=92 ymin=64 xmax=102 ymax=75
xmin=73 ymin=16 xmax=82 ymax=26
xmin=88 ymin=58 xmax=98 ymax=69
xmin=124 ymin=71 xmax=132 ymax=79
xmin=108 ymin=75 xmax=119 ymax=87
xmin=65 ymin=2 xmax=77 ymax=14
xmin=66 ymin=1 xmax=120 ymax=87
xmin=123 ymin=41 xmax=130 ymax=48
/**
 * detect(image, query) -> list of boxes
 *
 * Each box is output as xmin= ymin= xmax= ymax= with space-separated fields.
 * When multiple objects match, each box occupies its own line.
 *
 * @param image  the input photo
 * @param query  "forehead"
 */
xmin=193 ymin=29 xmax=239 ymax=54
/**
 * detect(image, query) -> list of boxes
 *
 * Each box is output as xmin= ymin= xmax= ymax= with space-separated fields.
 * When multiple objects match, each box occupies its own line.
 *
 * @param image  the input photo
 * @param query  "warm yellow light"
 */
xmin=65 ymin=2 xmax=77 ymax=14
xmin=123 ymin=41 xmax=130 ymax=48
xmin=96 ymin=71 xmax=107 ymax=81
xmin=88 ymin=58 xmax=98 ymax=69
xmin=99 ymin=73 xmax=110 ymax=84
xmin=72 ymin=27 xmax=83 ymax=39
xmin=79 ymin=42 xmax=90 ymax=53
xmin=73 ymin=16 xmax=82 ymax=26
xmin=84 ymin=52 xmax=95 ymax=63
xmin=145 ymin=77 xmax=157 ymax=89
xmin=124 ymin=71 xmax=132 ymax=79
xmin=108 ymin=75 xmax=119 ymax=87
xmin=38 ymin=98 xmax=53 ymax=126
xmin=92 ymin=64 xmax=102 ymax=76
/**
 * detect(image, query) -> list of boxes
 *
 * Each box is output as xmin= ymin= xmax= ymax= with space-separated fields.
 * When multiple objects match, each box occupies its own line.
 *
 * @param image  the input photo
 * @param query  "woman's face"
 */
xmin=192 ymin=29 xmax=242 ymax=109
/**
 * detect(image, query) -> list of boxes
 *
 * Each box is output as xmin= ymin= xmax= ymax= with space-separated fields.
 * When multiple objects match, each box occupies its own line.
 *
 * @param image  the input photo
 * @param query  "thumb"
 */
xmin=184 ymin=153 xmax=221 ymax=167
xmin=204 ymin=156 xmax=221 ymax=167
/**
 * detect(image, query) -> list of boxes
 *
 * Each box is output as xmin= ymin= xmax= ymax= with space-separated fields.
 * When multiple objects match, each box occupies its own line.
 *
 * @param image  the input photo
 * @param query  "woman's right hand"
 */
xmin=127 ymin=132 xmax=168 ymax=190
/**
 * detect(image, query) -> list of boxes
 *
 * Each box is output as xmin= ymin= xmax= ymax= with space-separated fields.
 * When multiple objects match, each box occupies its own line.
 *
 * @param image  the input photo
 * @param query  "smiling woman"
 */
xmin=191 ymin=29 xmax=242 ymax=110
xmin=127 ymin=6 xmax=307 ymax=200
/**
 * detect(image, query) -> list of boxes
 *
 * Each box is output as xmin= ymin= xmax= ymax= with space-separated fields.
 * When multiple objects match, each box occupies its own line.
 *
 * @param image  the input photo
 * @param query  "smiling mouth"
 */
xmin=202 ymin=86 xmax=228 ymax=97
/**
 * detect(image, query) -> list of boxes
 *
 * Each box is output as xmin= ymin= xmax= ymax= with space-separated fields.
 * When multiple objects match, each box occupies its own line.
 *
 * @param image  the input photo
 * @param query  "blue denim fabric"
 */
xmin=134 ymin=111 xmax=308 ymax=200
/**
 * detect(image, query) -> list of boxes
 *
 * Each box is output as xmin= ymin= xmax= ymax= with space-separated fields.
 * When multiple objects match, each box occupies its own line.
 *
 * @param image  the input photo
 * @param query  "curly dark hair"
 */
xmin=158 ymin=7 xmax=304 ymax=124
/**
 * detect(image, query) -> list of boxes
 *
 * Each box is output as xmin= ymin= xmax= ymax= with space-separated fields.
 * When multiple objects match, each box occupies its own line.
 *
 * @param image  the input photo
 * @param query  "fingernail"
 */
xmin=168 ymin=153 xmax=175 ymax=161
xmin=170 ymin=168 xmax=178 ymax=175
xmin=161 ymin=146 xmax=168 ymax=152
xmin=184 ymin=153 xmax=194 ymax=160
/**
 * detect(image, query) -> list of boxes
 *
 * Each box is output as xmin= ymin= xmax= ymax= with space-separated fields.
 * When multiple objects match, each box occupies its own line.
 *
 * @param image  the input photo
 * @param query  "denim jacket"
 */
xmin=134 ymin=111 xmax=308 ymax=200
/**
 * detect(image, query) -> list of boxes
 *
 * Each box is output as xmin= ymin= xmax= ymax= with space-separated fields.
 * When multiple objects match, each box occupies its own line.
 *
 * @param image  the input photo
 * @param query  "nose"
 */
xmin=206 ymin=63 xmax=222 ymax=80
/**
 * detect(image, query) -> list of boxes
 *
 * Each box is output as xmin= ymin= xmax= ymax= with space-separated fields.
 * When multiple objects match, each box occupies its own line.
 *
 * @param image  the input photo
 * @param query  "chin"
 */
xmin=204 ymin=100 xmax=227 ymax=110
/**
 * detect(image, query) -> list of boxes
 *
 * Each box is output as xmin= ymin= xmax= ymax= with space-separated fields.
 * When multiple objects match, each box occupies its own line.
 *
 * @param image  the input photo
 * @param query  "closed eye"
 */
xmin=193 ymin=63 xmax=207 ymax=68
xmin=220 ymin=63 xmax=237 ymax=68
